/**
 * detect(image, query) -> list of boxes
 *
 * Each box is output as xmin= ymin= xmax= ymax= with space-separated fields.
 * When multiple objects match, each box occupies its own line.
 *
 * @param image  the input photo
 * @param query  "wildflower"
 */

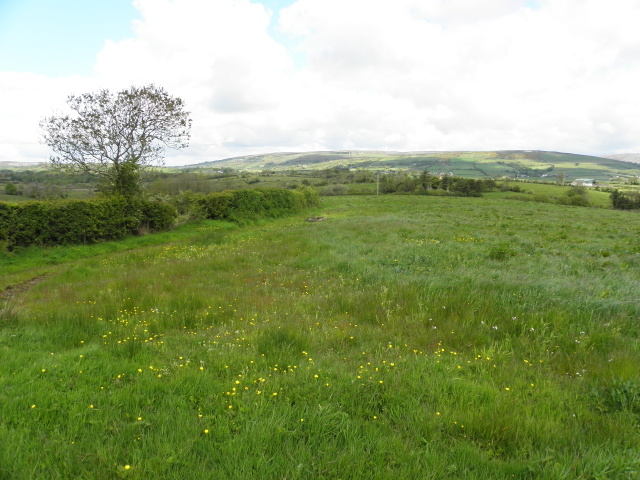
xmin=124 ymin=465 xmax=131 ymax=470
xmin=204 ymin=429 xmax=209 ymax=434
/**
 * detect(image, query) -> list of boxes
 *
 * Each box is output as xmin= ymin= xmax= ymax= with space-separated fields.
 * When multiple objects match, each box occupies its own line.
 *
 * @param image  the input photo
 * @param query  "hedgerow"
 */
xmin=0 ymin=198 xmax=177 ymax=250
xmin=0 ymin=188 xmax=319 ymax=250
xmin=194 ymin=188 xmax=319 ymax=222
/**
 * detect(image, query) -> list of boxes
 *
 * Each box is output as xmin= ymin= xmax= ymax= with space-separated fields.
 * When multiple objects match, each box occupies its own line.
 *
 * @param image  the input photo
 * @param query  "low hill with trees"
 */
xmin=184 ymin=150 xmax=640 ymax=182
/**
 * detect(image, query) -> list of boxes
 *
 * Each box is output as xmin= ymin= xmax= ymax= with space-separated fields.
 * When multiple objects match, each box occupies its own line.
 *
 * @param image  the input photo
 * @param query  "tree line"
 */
xmin=610 ymin=189 xmax=640 ymax=210
xmin=377 ymin=171 xmax=497 ymax=195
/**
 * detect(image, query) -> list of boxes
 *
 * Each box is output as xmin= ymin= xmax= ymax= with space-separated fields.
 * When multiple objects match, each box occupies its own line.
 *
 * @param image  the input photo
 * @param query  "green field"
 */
xmin=2 ymin=195 xmax=640 ymax=479
xmin=484 ymin=183 xmax=613 ymax=208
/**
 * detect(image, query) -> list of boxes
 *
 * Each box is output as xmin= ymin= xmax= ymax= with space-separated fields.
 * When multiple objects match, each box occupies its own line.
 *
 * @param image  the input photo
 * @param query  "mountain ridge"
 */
xmin=180 ymin=149 xmax=640 ymax=181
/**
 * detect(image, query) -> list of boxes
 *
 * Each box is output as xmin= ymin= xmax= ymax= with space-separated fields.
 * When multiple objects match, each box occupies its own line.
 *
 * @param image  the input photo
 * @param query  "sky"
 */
xmin=1 ymin=0 xmax=639 ymax=166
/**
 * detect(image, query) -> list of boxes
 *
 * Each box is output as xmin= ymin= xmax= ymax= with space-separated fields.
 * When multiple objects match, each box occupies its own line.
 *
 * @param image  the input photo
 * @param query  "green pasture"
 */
xmin=486 ymin=183 xmax=613 ymax=208
xmin=0 ymin=194 xmax=31 ymax=202
xmin=1 ymin=195 xmax=640 ymax=479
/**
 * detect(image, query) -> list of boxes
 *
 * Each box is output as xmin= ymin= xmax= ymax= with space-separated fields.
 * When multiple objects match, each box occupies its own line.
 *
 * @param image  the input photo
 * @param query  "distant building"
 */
xmin=571 ymin=179 xmax=595 ymax=187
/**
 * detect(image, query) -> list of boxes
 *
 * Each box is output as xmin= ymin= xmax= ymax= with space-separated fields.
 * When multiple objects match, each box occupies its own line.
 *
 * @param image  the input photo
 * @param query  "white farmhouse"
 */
xmin=570 ymin=178 xmax=596 ymax=187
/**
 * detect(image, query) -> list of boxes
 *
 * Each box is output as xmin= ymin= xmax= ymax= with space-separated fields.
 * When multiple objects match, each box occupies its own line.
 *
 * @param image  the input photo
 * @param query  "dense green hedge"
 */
xmin=195 ymin=188 xmax=319 ymax=221
xmin=0 ymin=198 xmax=177 ymax=250
xmin=0 ymin=188 xmax=318 ymax=250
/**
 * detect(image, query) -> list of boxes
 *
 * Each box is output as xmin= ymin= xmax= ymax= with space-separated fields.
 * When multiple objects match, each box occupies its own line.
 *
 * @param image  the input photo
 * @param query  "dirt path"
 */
xmin=0 ymin=274 xmax=47 ymax=300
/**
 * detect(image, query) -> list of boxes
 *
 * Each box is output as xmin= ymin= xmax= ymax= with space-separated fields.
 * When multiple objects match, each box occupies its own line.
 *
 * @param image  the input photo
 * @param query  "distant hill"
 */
xmin=602 ymin=153 xmax=640 ymax=164
xmin=0 ymin=161 xmax=46 ymax=170
xmin=182 ymin=150 xmax=640 ymax=181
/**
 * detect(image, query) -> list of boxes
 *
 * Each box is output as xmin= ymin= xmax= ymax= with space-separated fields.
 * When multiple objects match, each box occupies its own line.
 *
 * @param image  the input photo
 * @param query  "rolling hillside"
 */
xmin=185 ymin=150 xmax=640 ymax=181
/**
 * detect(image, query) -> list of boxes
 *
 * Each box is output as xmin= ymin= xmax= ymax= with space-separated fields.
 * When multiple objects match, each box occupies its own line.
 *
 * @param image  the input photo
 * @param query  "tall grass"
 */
xmin=1 ymin=195 xmax=639 ymax=479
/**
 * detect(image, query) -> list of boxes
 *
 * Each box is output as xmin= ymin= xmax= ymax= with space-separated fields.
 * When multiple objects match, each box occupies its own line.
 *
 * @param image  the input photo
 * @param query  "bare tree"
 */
xmin=40 ymin=85 xmax=192 ymax=197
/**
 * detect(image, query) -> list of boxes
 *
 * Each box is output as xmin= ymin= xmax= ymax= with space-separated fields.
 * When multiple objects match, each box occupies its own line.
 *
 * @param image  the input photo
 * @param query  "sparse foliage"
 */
xmin=40 ymin=85 xmax=192 ymax=197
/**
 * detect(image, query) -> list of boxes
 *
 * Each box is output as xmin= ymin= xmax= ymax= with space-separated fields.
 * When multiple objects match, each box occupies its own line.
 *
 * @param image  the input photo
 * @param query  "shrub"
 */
xmin=195 ymin=192 xmax=235 ymax=219
xmin=0 ymin=197 xmax=177 ymax=250
xmin=0 ymin=188 xmax=317 ymax=250
xmin=4 ymin=182 xmax=18 ymax=195
xmin=168 ymin=191 xmax=206 ymax=215
xmin=321 ymin=184 xmax=349 ymax=196
xmin=194 ymin=188 xmax=318 ymax=221
xmin=139 ymin=200 xmax=178 ymax=232
xmin=610 ymin=189 xmax=640 ymax=210
xmin=558 ymin=188 xmax=591 ymax=207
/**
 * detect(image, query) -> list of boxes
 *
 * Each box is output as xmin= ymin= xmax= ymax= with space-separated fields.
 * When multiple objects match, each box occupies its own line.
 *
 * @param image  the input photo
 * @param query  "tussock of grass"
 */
xmin=1 ymin=196 xmax=640 ymax=479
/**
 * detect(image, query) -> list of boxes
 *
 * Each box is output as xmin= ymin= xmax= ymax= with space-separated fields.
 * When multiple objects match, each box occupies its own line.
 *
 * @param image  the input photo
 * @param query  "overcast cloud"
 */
xmin=1 ymin=0 xmax=639 ymax=165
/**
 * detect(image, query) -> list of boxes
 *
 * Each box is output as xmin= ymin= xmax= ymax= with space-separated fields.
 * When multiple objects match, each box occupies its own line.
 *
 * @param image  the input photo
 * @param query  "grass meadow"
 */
xmin=1 ymin=195 xmax=640 ymax=479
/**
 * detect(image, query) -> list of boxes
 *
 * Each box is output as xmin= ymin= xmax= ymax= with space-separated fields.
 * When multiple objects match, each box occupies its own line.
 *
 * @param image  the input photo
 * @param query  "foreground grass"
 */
xmin=1 ymin=196 xmax=640 ymax=479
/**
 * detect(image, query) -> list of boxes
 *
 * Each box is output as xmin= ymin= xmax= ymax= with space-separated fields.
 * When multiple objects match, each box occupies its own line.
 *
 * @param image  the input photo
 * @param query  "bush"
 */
xmin=0 ymin=188 xmax=318 ymax=250
xmin=0 ymin=197 xmax=177 ymax=250
xmin=195 ymin=188 xmax=318 ymax=221
xmin=558 ymin=188 xmax=591 ymax=207
xmin=168 ymin=191 xmax=205 ymax=215
xmin=611 ymin=189 xmax=640 ymax=210
xmin=195 ymin=192 xmax=235 ymax=219
xmin=139 ymin=200 xmax=178 ymax=232
xmin=321 ymin=184 xmax=349 ymax=196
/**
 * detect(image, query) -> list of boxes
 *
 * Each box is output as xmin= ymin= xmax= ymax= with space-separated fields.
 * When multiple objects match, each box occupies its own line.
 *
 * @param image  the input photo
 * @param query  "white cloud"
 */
xmin=272 ymin=0 xmax=640 ymax=155
xmin=2 ymin=0 xmax=640 ymax=165
xmin=0 ymin=72 xmax=95 ymax=163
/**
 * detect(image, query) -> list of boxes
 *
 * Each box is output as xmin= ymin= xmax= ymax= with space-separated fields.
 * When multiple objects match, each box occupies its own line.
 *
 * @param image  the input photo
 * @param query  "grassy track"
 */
xmin=1 ymin=195 xmax=640 ymax=479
